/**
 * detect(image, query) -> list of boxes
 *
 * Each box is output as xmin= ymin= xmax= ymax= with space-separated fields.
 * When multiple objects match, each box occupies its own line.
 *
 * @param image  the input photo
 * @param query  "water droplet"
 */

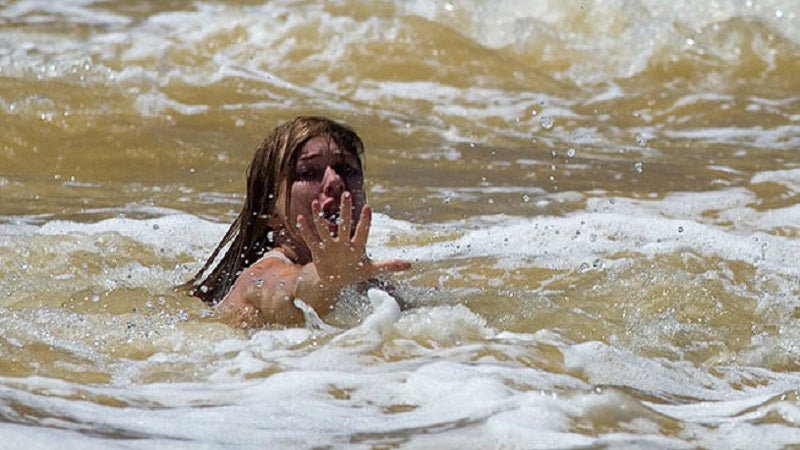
xmin=540 ymin=116 xmax=554 ymax=130
xmin=634 ymin=161 xmax=644 ymax=174
xmin=635 ymin=134 xmax=648 ymax=146
xmin=522 ymin=195 xmax=530 ymax=203
xmin=566 ymin=148 xmax=576 ymax=158
xmin=678 ymin=226 xmax=684 ymax=233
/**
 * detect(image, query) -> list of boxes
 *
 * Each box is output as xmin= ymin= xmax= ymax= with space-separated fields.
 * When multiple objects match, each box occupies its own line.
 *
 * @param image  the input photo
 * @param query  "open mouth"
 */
xmin=323 ymin=210 xmax=340 ymax=225
xmin=321 ymin=207 xmax=340 ymax=235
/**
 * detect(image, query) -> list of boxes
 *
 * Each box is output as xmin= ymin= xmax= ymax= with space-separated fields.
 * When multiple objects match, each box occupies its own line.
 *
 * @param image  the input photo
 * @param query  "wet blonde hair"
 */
xmin=182 ymin=116 xmax=365 ymax=305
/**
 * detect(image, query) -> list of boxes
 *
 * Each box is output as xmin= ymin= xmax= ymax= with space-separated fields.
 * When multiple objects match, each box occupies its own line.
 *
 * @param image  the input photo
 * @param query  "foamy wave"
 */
xmin=402 ymin=0 xmax=800 ymax=83
xmin=14 ymin=185 xmax=798 ymax=286
xmin=3 ymin=0 xmax=797 ymax=92
xmin=33 ymin=213 xmax=227 ymax=258
xmin=5 ymin=326 xmax=800 ymax=449
xmin=371 ymin=192 xmax=800 ymax=281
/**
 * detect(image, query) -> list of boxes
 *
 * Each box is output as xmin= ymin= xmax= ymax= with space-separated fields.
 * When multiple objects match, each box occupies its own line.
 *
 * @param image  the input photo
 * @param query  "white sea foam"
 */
xmin=401 ymin=0 xmax=800 ymax=81
xmin=752 ymin=168 xmax=800 ymax=193
xmin=14 ymin=180 xmax=799 ymax=291
xmin=3 ymin=0 xmax=795 ymax=104
xmin=33 ymin=212 xmax=227 ymax=259
xmin=2 ymin=1 xmax=799 ymax=448
xmin=369 ymin=205 xmax=800 ymax=284
xmin=4 ymin=324 xmax=800 ymax=449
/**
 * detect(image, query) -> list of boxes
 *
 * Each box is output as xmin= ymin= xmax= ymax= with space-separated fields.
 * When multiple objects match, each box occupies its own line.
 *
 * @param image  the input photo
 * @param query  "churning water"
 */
xmin=2 ymin=0 xmax=800 ymax=448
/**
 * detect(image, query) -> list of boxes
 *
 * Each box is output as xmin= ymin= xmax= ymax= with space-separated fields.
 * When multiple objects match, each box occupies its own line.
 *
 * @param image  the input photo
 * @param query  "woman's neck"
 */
xmin=272 ymin=227 xmax=311 ymax=265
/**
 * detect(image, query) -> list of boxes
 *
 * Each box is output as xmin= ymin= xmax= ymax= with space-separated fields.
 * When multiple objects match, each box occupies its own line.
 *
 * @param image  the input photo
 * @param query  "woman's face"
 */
xmin=280 ymin=136 xmax=365 ymax=244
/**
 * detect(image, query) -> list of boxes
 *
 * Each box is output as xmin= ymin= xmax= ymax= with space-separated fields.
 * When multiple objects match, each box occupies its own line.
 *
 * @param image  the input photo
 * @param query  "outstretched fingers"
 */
xmin=310 ymin=199 xmax=331 ymax=243
xmin=296 ymin=214 xmax=320 ymax=252
xmin=339 ymin=192 xmax=353 ymax=239
xmin=353 ymin=204 xmax=372 ymax=250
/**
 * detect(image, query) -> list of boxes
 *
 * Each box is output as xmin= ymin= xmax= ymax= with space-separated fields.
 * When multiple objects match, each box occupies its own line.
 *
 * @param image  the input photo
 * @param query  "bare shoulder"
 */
xmin=216 ymin=251 xmax=305 ymax=327
xmin=227 ymin=254 xmax=298 ymax=301
xmin=245 ymin=251 xmax=299 ymax=281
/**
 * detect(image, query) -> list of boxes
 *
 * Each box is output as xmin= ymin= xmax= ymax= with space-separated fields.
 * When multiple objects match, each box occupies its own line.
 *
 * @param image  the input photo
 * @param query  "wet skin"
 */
xmin=216 ymin=137 xmax=411 ymax=327
xmin=277 ymin=136 xmax=366 ymax=262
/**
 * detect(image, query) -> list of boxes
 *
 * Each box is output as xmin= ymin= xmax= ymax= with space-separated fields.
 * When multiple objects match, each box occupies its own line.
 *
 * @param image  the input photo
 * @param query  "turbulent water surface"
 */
xmin=2 ymin=0 xmax=800 ymax=448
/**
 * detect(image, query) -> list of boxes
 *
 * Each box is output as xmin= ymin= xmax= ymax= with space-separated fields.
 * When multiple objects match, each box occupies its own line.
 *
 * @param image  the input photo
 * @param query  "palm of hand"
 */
xmin=297 ymin=192 xmax=407 ymax=288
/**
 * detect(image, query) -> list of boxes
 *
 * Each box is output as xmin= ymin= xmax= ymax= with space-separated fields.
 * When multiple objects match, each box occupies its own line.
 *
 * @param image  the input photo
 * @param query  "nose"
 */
xmin=322 ymin=166 xmax=344 ymax=198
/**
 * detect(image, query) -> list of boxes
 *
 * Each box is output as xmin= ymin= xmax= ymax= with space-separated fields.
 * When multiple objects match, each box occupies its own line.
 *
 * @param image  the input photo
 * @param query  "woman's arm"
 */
xmin=215 ymin=257 xmax=306 ymax=327
xmin=216 ymin=196 xmax=410 ymax=328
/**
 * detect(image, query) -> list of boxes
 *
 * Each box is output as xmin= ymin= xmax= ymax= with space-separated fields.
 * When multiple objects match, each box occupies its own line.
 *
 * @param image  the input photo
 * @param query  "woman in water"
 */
xmin=182 ymin=116 xmax=411 ymax=328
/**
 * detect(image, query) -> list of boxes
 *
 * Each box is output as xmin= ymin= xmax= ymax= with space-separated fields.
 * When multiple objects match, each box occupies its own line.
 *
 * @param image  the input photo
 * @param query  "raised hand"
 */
xmin=296 ymin=192 xmax=411 ymax=288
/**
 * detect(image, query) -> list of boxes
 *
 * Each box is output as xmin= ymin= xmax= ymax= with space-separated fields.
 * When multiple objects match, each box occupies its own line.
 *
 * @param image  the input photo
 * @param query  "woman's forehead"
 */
xmin=297 ymin=136 xmax=358 ymax=162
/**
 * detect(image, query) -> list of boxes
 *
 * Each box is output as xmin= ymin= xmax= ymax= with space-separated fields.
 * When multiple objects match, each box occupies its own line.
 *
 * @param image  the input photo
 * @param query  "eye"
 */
xmin=296 ymin=166 xmax=322 ymax=181
xmin=336 ymin=164 xmax=360 ymax=178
